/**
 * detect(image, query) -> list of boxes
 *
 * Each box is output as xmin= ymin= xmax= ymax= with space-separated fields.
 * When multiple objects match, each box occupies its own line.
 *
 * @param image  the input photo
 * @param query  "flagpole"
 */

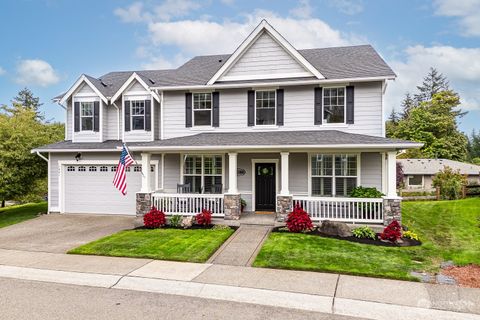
xmin=122 ymin=142 xmax=145 ymax=178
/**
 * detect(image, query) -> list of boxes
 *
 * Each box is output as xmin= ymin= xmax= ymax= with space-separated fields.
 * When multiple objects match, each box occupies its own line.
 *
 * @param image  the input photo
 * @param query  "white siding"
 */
xmin=361 ymin=152 xmax=383 ymax=191
xmin=219 ymin=31 xmax=310 ymax=81
xmin=66 ymin=99 xmax=72 ymax=140
xmin=77 ymin=83 xmax=95 ymax=94
xmin=123 ymin=81 xmax=153 ymax=142
xmin=163 ymin=153 xmax=181 ymax=192
xmin=163 ymin=82 xmax=384 ymax=139
xmin=105 ymin=104 xmax=119 ymax=140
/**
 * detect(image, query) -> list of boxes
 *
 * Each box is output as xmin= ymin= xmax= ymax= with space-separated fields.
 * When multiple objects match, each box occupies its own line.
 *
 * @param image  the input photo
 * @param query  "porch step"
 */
xmin=208 ymin=225 xmax=271 ymax=267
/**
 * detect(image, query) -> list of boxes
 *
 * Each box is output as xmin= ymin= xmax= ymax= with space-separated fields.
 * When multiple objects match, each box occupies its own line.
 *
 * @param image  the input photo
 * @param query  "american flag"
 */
xmin=113 ymin=144 xmax=135 ymax=195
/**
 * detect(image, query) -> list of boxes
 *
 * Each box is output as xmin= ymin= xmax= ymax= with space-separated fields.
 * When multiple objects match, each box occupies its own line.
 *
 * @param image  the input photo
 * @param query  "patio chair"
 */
xmin=210 ymin=184 xmax=223 ymax=194
xmin=177 ymin=183 xmax=191 ymax=194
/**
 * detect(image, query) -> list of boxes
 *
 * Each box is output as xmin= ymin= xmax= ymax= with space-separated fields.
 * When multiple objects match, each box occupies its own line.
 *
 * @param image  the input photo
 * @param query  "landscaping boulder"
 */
xmin=181 ymin=216 xmax=194 ymax=229
xmin=318 ymin=220 xmax=352 ymax=237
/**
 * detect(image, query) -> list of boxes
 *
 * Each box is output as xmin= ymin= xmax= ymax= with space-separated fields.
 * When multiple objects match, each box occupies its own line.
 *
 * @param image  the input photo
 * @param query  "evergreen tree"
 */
xmin=400 ymin=93 xmax=415 ymax=119
xmin=11 ymin=87 xmax=44 ymax=120
xmin=388 ymin=107 xmax=400 ymax=124
xmin=468 ymin=130 xmax=480 ymax=161
xmin=414 ymin=67 xmax=450 ymax=103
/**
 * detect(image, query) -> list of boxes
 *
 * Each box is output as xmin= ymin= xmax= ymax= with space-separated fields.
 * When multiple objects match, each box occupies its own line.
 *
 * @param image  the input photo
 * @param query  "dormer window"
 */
xmin=131 ymin=100 xmax=145 ymax=130
xmin=193 ymin=93 xmax=212 ymax=126
xmin=80 ymin=102 xmax=94 ymax=131
xmin=255 ymin=90 xmax=276 ymax=125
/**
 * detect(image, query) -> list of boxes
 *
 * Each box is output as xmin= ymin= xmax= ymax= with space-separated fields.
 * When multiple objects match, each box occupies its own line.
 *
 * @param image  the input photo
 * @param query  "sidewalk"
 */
xmin=0 ymin=248 xmax=478 ymax=320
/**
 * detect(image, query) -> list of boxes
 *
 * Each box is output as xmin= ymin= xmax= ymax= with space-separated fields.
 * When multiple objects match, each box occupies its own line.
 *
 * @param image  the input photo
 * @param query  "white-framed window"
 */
xmin=67 ymin=166 xmax=75 ymax=172
xmin=88 ymin=166 xmax=97 ymax=172
xmin=183 ymin=155 xmax=223 ymax=193
xmin=131 ymin=100 xmax=145 ymax=130
xmin=78 ymin=166 xmax=86 ymax=172
xmin=408 ymin=175 xmax=423 ymax=188
xmin=311 ymin=154 xmax=358 ymax=196
xmin=255 ymin=90 xmax=276 ymax=125
xmin=193 ymin=93 xmax=212 ymax=126
xmin=134 ymin=166 xmax=142 ymax=172
xmin=323 ymin=87 xmax=345 ymax=124
xmin=80 ymin=102 xmax=94 ymax=131
xmin=111 ymin=166 xmax=117 ymax=172
xmin=99 ymin=166 xmax=108 ymax=172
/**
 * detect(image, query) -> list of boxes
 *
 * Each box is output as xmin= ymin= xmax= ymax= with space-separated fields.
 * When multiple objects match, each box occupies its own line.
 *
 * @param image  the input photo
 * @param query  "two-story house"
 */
xmin=33 ymin=20 xmax=421 ymax=225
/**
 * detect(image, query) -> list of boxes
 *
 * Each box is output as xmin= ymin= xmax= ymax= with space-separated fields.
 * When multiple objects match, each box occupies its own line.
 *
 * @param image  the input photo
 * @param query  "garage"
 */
xmin=63 ymin=164 xmax=156 ymax=215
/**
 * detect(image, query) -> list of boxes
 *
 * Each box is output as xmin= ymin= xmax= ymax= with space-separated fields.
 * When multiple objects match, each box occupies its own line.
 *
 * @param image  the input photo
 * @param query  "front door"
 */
xmin=255 ymin=163 xmax=276 ymax=211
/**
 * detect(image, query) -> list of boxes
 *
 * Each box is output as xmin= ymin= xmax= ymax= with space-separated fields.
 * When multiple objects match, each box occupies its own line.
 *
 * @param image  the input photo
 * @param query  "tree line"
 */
xmin=0 ymin=89 xmax=64 ymax=207
xmin=386 ymin=67 xmax=479 ymax=164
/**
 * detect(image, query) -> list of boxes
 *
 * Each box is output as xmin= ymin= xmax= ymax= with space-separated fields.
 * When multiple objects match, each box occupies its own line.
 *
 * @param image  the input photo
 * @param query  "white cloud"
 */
xmin=385 ymin=45 xmax=480 ymax=116
xmin=15 ymin=59 xmax=60 ymax=87
xmin=0 ymin=66 xmax=5 ymax=75
xmin=114 ymin=2 xmax=150 ymax=23
xmin=114 ymin=0 xmax=201 ymax=23
xmin=220 ymin=0 xmax=235 ymax=5
xmin=290 ymin=0 xmax=313 ymax=19
xmin=434 ymin=0 xmax=480 ymax=36
xmin=327 ymin=0 xmax=363 ymax=15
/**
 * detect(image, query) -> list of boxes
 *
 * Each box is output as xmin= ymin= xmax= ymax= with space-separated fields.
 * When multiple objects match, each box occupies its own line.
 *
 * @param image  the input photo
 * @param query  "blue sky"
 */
xmin=0 ymin=0 xmax=478 ymax=134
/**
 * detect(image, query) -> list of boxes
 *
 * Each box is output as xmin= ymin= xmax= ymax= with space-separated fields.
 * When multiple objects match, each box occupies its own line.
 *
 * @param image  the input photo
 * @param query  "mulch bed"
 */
xmin=271 ymin=226 xmax=421 ymax=247
xmin=442 ymin=265 xmax=480 ymax=288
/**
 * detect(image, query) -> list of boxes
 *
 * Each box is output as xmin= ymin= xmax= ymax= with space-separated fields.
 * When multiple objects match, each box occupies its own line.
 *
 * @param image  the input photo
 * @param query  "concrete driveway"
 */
xmin=0 ymin=214 xmax=135 ymax=253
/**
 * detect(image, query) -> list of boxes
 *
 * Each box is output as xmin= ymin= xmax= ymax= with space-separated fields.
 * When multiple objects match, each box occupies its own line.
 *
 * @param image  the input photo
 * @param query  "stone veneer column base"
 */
xmin=224 ymin=194 xmax=241 ymax=220
xmin=276 ymin=195 xmax=293 ymax=222
xmin=136 ymin=192 xmax=152 ymax=217
xmin=383 ymin=197 xmax=402 ymax=226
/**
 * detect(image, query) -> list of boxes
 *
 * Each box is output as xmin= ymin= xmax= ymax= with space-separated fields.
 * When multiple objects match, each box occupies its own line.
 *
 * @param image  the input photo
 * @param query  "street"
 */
xmin=0 ymin=277 xmax=364 ymax=320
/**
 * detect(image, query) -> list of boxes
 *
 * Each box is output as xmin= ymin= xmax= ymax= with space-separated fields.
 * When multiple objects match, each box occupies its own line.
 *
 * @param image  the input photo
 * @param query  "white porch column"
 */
xmin=386 ymin=151 xmax=397 ymax=198
xmin=141 ymin=152 xmax=152 ymax=193
xmin=280 ymin=152 xmax=290 ymax=195
xmin=227 ymin=152 xmax=238 ymax=194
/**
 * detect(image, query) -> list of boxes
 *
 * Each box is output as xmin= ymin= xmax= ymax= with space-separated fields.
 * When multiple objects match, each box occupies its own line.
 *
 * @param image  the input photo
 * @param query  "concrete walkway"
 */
xmin=0 ymin=248 xmax=478 ymax=320
xmin=208 ymin=225 xmax=271 ymax=266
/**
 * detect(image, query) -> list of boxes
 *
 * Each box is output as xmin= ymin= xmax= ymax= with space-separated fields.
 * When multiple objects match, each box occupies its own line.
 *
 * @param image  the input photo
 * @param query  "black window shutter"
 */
xmin=93 ymin=101 xmax=100 ymax=132
xmin=314 ymin=87 xmax=323 ymax=125
xmin=124 ymin=100 xmax=131 ymax=132
xmin=185 ymin=92 xmax=192 ymax=128
xmin=247 ymin=90 xmax=255 ymax=126
xmin=74 ymin=102 xmax=80 ymax=132
xmin=212 ymin=92 xmax=219 ymax=127
xmin=276 ymin=89 xmax=284 ymax=126
xmin=145 ymin=99 xmax=151 ymax=131
xmin=346 ymin=86 xmax=354 ymax=124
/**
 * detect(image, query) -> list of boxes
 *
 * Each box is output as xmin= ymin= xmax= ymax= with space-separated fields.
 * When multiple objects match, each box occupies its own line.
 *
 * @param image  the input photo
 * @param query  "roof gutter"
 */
xmin=150 ymin=76 xmax=396 ymax=91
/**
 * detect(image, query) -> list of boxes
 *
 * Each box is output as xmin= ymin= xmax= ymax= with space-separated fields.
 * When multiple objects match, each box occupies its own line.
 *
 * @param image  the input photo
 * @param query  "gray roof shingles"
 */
xmin=55 ymin=45 xmax=395 ymax=100
xmin=398 ymin=159 xmax=480 ymax=176
xmin=33 ymin=130 xmax=418 ymax=151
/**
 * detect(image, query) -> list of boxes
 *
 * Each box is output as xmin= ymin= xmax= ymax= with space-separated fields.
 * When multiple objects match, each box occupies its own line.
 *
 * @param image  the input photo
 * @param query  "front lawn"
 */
xmin=253 ymin=198 xmax=480 ymax=280
xmin=0 ymin=202 xmax=47 ymax=228
xmin=68 ymin=227 xmax=235 ymax=263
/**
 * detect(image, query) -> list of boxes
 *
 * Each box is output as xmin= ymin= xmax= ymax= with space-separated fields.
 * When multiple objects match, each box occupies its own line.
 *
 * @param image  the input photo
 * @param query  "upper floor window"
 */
xmin=80 ymin=102 xmax=94 ymax=131
xmin=255 ymin=90 xmax=276 ymax=125
xmin=193 ymin=93 xmax=212 ymax=126
xmin=323 ymin=87 xmax=345 ymax=124
xmin=131 ymin=100 xmax=145 ymax=130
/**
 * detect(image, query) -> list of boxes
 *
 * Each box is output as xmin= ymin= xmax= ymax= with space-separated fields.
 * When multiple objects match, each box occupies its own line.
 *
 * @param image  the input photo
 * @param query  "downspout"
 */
xmin=35 ymin=151 xmax=50 ymax=214
xmin=156 ymin=89 xmax=164 ymax=140
xmin=112 ymin=101 xmax=121 ymax=141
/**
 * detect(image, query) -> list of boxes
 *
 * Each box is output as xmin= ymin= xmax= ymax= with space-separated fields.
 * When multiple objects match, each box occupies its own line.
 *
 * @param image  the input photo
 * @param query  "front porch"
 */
xmin=134 ymin=148 xmax=402 ymax=225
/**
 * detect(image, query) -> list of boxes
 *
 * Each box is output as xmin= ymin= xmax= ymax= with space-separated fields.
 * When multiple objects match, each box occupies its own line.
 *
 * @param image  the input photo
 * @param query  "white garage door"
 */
xmin=64 ymin=164 xmax=155 ymax=215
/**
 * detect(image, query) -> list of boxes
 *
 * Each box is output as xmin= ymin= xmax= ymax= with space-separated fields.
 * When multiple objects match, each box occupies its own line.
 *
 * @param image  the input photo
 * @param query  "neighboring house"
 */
xmin=33 ymin=20 xmax=421 ymax=225
xmin=399 ymin=159 xmax=480 ymax=190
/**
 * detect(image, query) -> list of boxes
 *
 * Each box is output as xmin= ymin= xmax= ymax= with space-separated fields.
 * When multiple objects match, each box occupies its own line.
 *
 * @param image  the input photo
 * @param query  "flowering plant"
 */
xmin=380 ymin=220 xmax=402 ymax=242
xmin=196 ymin=209 xmax=212 ymax=226
xmin=143 ymin=207 xmax=166 ymax=228
xmin=285 ymin=204 xmax=314 ymax=233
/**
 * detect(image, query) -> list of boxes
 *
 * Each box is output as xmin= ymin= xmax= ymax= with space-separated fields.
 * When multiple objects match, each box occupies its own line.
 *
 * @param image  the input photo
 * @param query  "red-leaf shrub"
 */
xmin=143 ymin=207 xmax=166 ymax=228
xmin=286 ymin=204 xmax=314 ymax=232
xmin=380 ymin=220 xmax=402 ymax=242
xmin=196 ymin=209 xmax=212 ymax=226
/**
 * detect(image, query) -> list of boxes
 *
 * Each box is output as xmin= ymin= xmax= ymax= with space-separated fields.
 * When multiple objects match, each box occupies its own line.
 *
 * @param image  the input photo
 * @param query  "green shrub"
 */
xmin=400 ymin=190 xmax=435 ymax=197
xmin=432 ymin=166 xmax=467 ymax=200
xmin=169 ymin=215 xmax=182 ymax=227
xmin=212 ymin=224 xmax=231 ymax=230
xmin=349 ymin=186 xmax=384 ymax=198
xmin=352 ymin=226 xmax=376 ymax=239
xmin=403 ymin=230 xmax=419 ymax=241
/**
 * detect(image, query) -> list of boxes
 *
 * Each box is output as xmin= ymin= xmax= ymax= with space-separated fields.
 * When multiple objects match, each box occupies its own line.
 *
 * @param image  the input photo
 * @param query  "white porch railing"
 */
xmin=292 ymin=196 xmax=384 ymax=223
xmin=152 ymin=193 xmax=225 ymax=217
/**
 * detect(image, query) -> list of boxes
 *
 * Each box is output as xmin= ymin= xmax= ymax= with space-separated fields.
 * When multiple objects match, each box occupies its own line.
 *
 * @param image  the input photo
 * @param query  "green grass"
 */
xmin=253 ymin=198 xmax=480 ymax=280
xmin=0 ymin=202 xmax=47 ymax=228
xmin=68 ymin=227 xmax=235 ymax=263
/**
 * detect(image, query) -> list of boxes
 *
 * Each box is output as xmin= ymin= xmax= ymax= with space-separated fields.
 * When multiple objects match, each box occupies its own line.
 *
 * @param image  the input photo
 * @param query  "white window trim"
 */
xmin=80 ymin=101 xmax=94 ymax=132
xmin=58 ymin=160 xmax=159 ymax=214
xmin=192 ymin=92 xmax=213 ymax=128
xmin=307 ymin=153 xmax=361 ymax=197
xmin=322 ymin=86 xmax=347 ymax=126
xmin=407 ymin=175 xmax=424 ymax=188
xmin=251 ymin=159 xmax=279 ymax=212
xmin=179 ymin=154 xmax=225 ymax=193
xmin=72 ymin=96 xmax=102 ymax=142
xmin=254 ymin=90 xmax=277 ymax=126
xmin=130 ymin=100 xmax=146 ymax=131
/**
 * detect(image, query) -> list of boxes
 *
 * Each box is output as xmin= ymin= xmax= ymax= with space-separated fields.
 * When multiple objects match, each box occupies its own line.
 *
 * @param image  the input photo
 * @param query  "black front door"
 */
xmin=255 ymin=163 xmax=276 ymax=211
